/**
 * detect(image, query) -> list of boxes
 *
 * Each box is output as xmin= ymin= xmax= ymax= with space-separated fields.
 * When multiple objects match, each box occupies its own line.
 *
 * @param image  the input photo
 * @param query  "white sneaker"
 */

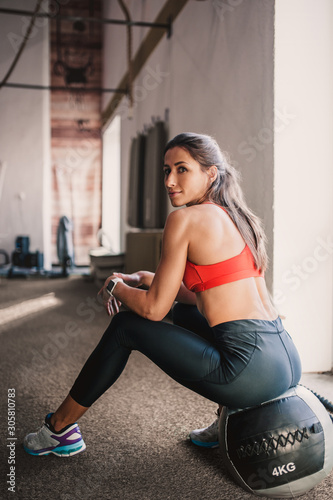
xmin=23 ymin=413 xmax=86 ymax=457
xmin=189 ymin=415 xmax=219 ymax=448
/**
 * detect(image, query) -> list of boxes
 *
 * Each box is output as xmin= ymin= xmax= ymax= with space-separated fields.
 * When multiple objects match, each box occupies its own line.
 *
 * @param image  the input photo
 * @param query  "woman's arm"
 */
xmin=115 ymin=270 xmax=155 ymax=289
xmin=114 ymin=270 xmax=195 ymax=305
xmin=100 ymin=209 xmax=191 ymax=320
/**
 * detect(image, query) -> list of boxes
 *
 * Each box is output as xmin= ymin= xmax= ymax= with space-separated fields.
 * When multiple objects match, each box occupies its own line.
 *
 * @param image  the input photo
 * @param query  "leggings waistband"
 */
xmin=212 ymin=316 xmax=284 ymax=335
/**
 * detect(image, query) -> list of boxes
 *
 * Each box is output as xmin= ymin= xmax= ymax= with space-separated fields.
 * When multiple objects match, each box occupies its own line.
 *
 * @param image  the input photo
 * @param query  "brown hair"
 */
xmin=164 ymin=132 xmax=268 ymax=271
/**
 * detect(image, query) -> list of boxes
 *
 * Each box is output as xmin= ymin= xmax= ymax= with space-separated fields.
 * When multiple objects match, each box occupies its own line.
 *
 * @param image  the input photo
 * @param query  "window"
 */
xmin=102 ymin=115 xmax=121 ymax=254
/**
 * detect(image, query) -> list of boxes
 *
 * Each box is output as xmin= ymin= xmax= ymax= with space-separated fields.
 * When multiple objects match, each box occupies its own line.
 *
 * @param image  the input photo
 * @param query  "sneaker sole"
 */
xmin=24 ymin=441 xmax=86 ymax=457
xmin=190 ymin=438 xmax=219 ymax=448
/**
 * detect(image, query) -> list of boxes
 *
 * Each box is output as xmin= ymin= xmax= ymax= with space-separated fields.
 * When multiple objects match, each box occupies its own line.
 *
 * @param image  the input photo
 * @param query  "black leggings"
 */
xmin=70 ymin=304 xmax=302 ymax=409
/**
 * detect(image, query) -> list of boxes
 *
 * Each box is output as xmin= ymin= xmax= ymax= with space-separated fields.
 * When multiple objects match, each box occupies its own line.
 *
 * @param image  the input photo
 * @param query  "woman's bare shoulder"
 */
xmin=167 ymin=204 xmax=212 ymax=217
xmin=165 ymin=205 xmax=207 ymax=228
xmin=164 ymin=209 xmax=190 ymax=239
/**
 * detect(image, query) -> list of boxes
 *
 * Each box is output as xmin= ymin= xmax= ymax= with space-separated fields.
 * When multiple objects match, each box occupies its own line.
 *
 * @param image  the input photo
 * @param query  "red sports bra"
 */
xmin=183 ymin=204 xmax=263 ymax=293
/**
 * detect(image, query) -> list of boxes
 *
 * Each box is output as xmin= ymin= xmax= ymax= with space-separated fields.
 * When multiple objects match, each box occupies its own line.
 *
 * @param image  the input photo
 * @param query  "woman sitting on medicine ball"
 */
xmin=24 ymin=132 xmax=301 ymax=456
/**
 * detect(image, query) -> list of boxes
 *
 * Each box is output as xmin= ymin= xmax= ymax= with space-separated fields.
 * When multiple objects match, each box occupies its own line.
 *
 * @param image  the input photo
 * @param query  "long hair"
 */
xmin=164 ymin=132 xmax=268 ymax=272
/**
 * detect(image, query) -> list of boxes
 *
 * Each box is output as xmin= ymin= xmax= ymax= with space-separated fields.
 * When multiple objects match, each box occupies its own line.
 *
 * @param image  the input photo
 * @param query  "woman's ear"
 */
xmin=208 ymin=165 xmax=218 ymax=183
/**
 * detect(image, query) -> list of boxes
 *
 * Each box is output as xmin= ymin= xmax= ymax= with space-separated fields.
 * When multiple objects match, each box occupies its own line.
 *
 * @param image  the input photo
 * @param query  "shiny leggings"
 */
xmin=70 ymin=304 xmax=302 ymax=409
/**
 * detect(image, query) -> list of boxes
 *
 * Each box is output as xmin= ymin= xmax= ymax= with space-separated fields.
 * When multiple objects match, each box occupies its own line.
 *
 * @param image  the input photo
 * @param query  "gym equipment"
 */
xmin=142 ymin=121 xmax=168 ymax=229
xmin=127 ymin=120 xmax=168 ymax=229
xmin=0 ymin=249 xmax=9 ymax=267
xmin=127 ymin=133 xmax=146 ymax=228
xmin=57 ymin=216 xmax=74 ymax=276
xmin=11 ymin=236 xmax=43 ymax=268
xmin=219 ymin=384 xmax=333 ymax=498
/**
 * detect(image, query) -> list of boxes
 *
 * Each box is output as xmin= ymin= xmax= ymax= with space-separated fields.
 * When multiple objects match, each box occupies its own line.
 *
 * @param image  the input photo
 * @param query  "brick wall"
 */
xmin=50 ymin=0 xmax=102 ymax=265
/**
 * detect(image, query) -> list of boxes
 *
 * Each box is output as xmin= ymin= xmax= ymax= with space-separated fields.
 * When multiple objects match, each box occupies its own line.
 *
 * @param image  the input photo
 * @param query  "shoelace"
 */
xmin=32 ymin=423 xmax=48 ymax=437
xmin=206 ymin=418 xmax=219 ymax=432
xmin=205 ymin=408 xmax=221 ymax=432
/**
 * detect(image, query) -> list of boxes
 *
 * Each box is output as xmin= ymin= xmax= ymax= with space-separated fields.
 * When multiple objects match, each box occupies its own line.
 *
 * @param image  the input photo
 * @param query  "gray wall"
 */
xmin=0 ymin=0 xmax=274 ymax=280
xmin=0 ymin=0 xmax=51 ymax=268
xmin=274 ymin=0 xmax=333 ymax=371
xmin=102 ymin=0 xmax=275 ymax=288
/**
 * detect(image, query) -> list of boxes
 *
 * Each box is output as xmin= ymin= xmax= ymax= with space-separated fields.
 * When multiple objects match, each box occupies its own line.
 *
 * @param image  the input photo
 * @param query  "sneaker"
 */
xmin=189 ymin=413 xmax=220 ymax=448
xmin=23 ymin=413 xmax=86 ymax=457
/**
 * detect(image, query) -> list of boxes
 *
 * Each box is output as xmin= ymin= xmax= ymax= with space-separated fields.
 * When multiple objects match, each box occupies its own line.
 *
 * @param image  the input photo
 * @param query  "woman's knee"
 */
xmin=100 ymin=311 xmax=137 ymax=345
xmin=108 ymin=311 xmax=138 ymax=330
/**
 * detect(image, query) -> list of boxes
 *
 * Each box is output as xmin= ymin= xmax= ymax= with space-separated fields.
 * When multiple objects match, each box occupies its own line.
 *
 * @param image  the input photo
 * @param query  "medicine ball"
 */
xmin=219 ymin=385 xmax=333 ymax=498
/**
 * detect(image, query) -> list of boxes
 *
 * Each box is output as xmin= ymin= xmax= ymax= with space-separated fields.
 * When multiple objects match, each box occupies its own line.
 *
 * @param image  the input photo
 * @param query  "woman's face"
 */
xmin=163 ymin=147 xmax=212 ymax=207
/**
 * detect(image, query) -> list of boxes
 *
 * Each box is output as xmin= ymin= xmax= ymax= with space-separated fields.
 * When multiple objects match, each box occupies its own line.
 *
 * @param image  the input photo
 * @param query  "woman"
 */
xmin=24 ymin=133 xmax=301 ymax=457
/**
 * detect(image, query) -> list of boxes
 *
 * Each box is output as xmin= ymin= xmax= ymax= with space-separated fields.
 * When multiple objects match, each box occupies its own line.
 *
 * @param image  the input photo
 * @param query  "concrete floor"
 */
xmin=0 ymin=275 xmax=332 ymax=500
xmin=300 ymin=372 xmax=333 ymax=404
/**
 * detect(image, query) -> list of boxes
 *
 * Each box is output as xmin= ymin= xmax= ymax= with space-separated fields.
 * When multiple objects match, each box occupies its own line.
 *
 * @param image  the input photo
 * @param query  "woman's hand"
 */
xmin=97 ymin=270 xmax=158 ymax=318
xmin=103 ymin=293 xmax=122 ymax=317
xmin=97 ymin=272 xmax=145 ymax=317
xmin=114 ymin=272 xmax=142 ymax=288
xmin=98 ymin=275 xmax=123 ymax=317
